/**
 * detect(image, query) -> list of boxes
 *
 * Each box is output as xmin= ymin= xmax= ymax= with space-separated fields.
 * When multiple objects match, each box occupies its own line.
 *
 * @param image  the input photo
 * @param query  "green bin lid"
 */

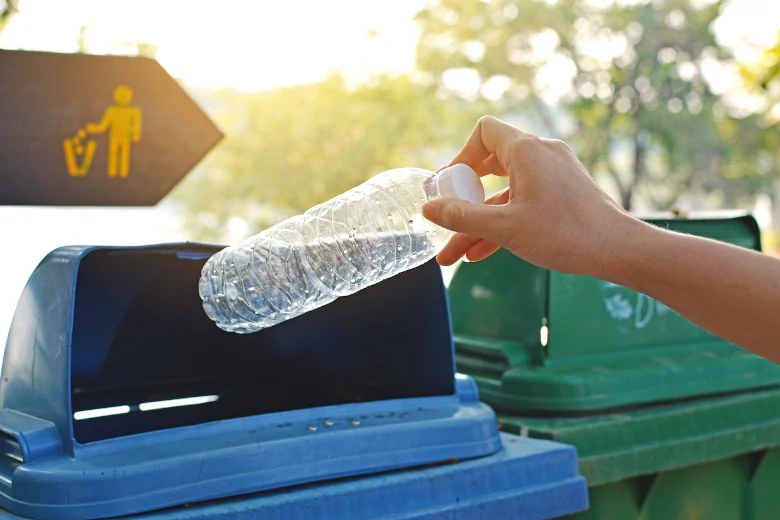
xmin=449 ymin=212 xmax=780 ymax=412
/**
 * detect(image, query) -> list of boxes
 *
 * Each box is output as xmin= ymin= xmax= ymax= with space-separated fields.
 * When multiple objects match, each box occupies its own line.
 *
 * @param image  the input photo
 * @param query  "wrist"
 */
xmin=593 ymin=214 xmax=660 ymax=291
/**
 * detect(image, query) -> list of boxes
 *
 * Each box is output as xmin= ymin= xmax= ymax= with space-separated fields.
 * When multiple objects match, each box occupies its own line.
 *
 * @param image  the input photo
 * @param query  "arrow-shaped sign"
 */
xmin=0 ymin=50 xmax=223 ymax=206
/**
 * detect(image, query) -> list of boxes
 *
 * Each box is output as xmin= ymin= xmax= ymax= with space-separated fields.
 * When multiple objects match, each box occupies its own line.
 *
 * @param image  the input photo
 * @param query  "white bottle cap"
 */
xmin=436 ymin=164 xmax=485 ymax=203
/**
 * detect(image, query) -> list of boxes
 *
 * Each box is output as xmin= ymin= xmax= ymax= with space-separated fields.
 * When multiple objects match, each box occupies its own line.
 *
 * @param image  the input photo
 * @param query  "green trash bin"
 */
xmin=448 ymin=212 xmax=780 ymax=519
xmin=498 ymin=388 xmax=780 ymax=519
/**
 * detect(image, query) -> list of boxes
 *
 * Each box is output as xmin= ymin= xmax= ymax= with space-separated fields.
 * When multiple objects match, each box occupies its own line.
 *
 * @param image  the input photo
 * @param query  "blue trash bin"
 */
xmin=0 ymin=243 xmax=587 ymax=519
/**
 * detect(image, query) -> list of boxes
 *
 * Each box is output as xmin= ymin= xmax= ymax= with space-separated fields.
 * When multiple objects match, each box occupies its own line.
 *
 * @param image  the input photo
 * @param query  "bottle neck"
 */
xmin=422 ymin=174 xmax=442 ymax=202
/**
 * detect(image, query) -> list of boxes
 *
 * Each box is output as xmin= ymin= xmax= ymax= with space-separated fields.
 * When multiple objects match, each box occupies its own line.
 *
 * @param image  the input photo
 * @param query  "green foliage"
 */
xmin=415 ymin=0 xmax=780 ymax=209
xmin=741 ymin=31 xmax=780 ymax=130
xmin=171 ymin=74 xmax=479 ymax=241
xmin=743 ymin=32 xmax=780 ymax=90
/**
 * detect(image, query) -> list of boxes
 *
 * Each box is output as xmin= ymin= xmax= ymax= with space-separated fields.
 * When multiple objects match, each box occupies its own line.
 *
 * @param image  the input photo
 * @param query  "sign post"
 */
xmin=0 ymin=50 xmax=223 ymax=206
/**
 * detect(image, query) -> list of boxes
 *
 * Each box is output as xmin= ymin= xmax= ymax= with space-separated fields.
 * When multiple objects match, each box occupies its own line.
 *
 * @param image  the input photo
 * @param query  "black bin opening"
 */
xmin=70 ymin=246 xmax=454 ymax=444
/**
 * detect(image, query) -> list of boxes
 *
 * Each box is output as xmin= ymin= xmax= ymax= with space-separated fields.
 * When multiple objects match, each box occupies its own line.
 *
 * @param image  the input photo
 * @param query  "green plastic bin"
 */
xmin=447 ymin=212 xmax=780 ymax=519
xmin=498 ymin=387 xmax=780 ymax=519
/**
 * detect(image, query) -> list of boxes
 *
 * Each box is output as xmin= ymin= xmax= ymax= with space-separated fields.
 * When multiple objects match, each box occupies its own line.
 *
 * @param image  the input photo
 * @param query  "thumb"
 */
xmin=422 ymin=198 xmax=508 ymax=245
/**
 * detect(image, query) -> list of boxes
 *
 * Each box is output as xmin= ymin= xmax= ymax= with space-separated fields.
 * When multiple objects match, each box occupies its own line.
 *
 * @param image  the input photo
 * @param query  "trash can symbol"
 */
xmin=62 ymin=128 xmax=96 ymax=177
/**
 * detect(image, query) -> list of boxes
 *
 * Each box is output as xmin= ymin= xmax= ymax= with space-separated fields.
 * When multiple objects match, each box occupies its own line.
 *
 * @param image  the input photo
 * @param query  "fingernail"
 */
xmin=422 ymin=200 xmax=442 ymax=224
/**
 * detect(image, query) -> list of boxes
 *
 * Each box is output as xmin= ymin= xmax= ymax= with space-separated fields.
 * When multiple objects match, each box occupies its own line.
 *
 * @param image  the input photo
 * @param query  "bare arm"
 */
xmin=422 ymin=116 xmax=780 ymax=363
xmin=606 ymin=220 xmax=780 ymax=363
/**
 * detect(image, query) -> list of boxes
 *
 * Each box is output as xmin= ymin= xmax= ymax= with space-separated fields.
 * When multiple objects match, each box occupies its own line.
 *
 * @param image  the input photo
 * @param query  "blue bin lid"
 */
xmin=0 ymin=434 xmax=588 ymax=520
xmin=0 ymin=243 xmax=502 ymax=519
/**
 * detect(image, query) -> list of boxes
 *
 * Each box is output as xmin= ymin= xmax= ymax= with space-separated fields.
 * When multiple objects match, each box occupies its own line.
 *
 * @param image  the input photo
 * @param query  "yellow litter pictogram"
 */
xmin=63 ymin=85 xmax=143 ymax=178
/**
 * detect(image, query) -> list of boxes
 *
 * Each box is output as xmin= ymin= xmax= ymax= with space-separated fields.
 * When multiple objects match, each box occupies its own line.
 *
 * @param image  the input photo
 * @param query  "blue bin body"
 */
xmin=0 ymin=243 xmax=588 ymax=519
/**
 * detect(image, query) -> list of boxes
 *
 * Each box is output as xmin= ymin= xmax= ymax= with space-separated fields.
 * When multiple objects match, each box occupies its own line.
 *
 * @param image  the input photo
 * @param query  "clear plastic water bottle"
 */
xmin=199 ymin=164 xmax=485 ymax=333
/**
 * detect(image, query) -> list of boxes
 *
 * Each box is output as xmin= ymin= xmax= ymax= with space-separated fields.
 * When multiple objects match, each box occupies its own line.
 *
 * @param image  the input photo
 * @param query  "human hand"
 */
xmin=422 ymin=116 xmax=638 ymax=277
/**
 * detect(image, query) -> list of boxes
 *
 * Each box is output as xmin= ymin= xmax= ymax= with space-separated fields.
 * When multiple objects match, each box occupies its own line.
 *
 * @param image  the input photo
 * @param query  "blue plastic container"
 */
xmin=0 ymin=243 xmax=587 ymax=519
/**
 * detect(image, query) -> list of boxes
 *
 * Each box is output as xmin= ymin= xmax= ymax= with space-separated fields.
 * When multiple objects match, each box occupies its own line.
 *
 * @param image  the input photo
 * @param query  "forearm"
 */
xmin=603 ymin=218 xmax=780 ymax=363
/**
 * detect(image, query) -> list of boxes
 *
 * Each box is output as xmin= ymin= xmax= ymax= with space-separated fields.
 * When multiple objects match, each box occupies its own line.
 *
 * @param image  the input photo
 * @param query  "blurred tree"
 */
xmin=741 ymin=31 xmax=780 ymax=125
xmin=171 ymin=73 xmax=478 ymax=241
xmin=416 ymin=0 xmax=780 ymax=209
xmin=740 ymin=31 xmax=780 ymax=230
xmin=0 ymin=0 xmax=18 ymax=35
xmin=744 ymin=32 xmax=780 ymax=90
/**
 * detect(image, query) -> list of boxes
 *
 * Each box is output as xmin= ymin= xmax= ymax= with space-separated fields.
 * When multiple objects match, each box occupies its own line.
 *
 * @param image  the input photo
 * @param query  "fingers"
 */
xmin=473 ymin=154 xmax=508 ymax=177
xmin=434 ymin=188 xmax=510 ymax=265
xmin=438 ymin=236 xmax=501 ymax=265
xmin=465 ymin=240 xmax=501 ymax=262
xmin=428 ymin=115 xmax=538 ymax=265
xmin=422 ymin=199 xmax=509 ymax=249
xmin=437 ymin=233 xmax=479 ymax=266
xmin=447 ymin=115 xmax=531 ymax=173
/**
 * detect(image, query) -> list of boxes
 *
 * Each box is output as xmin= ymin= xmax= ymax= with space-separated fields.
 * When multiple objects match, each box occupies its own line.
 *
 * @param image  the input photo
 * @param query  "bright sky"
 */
xmin=0 ymin=0 xmax=425 ymax=90
xmin=0 ymin=0 xmax=778 ymax=357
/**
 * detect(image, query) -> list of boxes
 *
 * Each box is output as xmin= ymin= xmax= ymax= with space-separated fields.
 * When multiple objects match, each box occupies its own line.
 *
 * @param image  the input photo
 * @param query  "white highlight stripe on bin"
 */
xmin=139 ymin=395 xmax=219 ymax=411
xmin=74 ymin=405 xmax=131 ymax=420
xmin=73 ymin=395 xmax=220 ymax=420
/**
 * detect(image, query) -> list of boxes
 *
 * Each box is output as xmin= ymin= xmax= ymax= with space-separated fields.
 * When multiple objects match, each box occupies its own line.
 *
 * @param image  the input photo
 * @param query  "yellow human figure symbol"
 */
xmin=63 ymin=85 xmax=143 ymax=178
xmin=85 ymin=85 xmax=143 ymax=178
